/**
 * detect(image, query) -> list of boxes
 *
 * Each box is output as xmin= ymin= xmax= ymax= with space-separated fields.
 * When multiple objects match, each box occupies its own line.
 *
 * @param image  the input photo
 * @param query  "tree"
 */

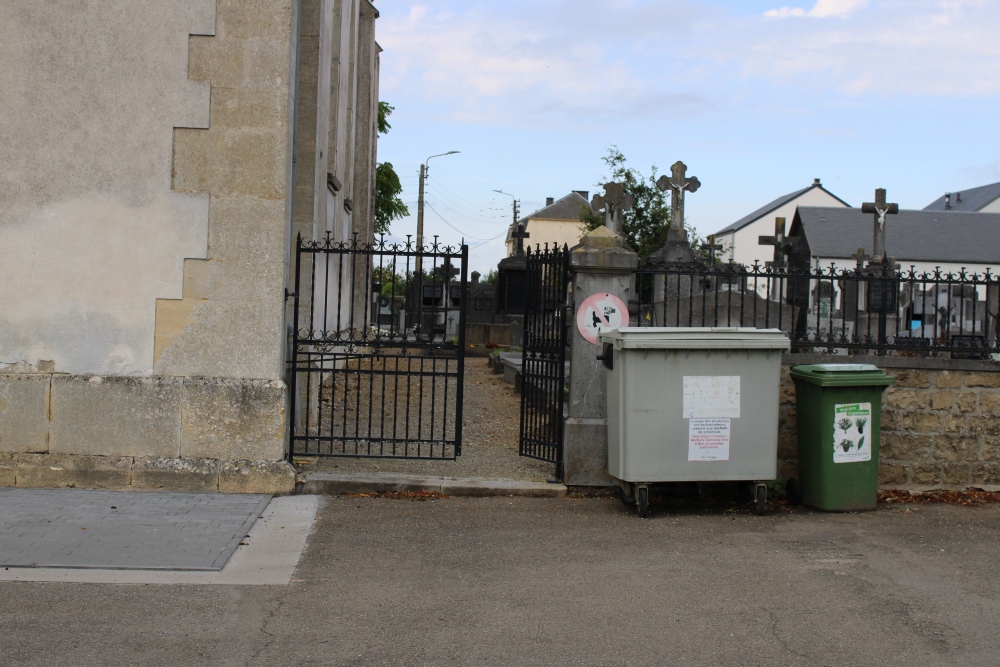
xmin=579 ymin=146 xmax=671 ymax=260
xmin=374 ymin=102 xmax=409 ymax=235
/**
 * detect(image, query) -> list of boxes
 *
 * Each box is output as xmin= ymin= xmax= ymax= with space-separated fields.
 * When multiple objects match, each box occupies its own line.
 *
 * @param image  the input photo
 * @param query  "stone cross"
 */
xmin=511 ymin=222 xmax=530 ymax=256
xmin=852 ymin=247 xmax=867 ymax=270
xmin=591 ymin=182 xmax=634 ymax=235
xmin=704 ymin=234 xmax=723 ymax=264
xmin=758 ymin=217 xmax=793 ymax=268
xmin=656 ymin=161 xmax=701 ymax=243
xmin=860 ymin=188 xmax=898 ymax=262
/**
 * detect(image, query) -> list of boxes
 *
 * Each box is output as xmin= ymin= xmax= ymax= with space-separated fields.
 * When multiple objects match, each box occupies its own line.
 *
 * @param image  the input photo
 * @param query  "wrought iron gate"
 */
xmin=288 ymin=234 xmax=467 ymax=460
xmin=519 ymin=245 xmax=570 ymax=477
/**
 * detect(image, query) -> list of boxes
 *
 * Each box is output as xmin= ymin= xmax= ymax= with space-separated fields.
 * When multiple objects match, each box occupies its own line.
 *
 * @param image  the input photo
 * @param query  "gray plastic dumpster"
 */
xmin=599 ymin=327 xmax=790 ymax=517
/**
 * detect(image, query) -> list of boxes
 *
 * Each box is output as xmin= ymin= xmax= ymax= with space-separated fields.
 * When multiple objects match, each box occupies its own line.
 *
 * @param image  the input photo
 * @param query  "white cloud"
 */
xmin=764 ymin=0 xmax=868 ymax=19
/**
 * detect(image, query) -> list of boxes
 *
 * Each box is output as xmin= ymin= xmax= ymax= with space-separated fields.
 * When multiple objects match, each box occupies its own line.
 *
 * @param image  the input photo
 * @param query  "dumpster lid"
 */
xmin=789 ymin=363 xmax=896 ymax=387
xmin=598 ymin=327 xmax=790 ymax=351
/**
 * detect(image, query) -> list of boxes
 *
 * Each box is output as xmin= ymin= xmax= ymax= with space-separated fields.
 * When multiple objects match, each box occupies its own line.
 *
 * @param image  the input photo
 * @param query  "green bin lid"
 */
xmin=789 ymin=363 xmax=896 ymax=387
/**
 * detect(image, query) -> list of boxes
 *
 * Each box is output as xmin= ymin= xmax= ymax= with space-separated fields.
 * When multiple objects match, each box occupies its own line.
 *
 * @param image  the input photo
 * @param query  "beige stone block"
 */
xmin=878 ymin=463 xmax=907 ymax=485
xmin=971 ymin=463 xmax=1000 ymax=485
xmin=211 ymin=87 xmax=289 ymax=130
xmin=978 ymin=392 xmax=1000 ymax=414
xmin=941 ymin=463 xmax=971 ymax=485
xmin=935 ymin=371 xmax=963 ymax=389
xmin=902 ymin=412 xmax=942 ymax=433
xmin=181 ymin=378 xmax=286 ymax=460
xmin=891 ymin=370 xmax=930 ymax=388
xmin=944 ymin=413 xmax=968 ymax=434
xmin=885 ymin=388 xmax=925 ymax=411
xmin=0 ymin=374 xmax=50 ymax=453
xmin=982 ymin=439 xmax=1000 ymax=462
xmin=188 ymin=35 xmax=245 ymax=86
xmin=929 ymin=391 xmax=954 ymax=411
xmin=0 ymin=453 xmax=15 ymax=487
xmin=911 ymin=464 xmax=940 ymax=485
xmin=182 ymin=258 xmax=216 ymax=301
xmin=172 ymin=126 xmax=224 ymax=193
xmin=218 ymin=459 xmax=296 ymax=495
xmin=218 ymin=0 xmax=293 ymax=40
xmin=964 ymin=373 xmax=1000 ymax=388
xmin=220 ymin=129 xmax=287 ymax=199
xmin=880 ymin=409 xmax=902 ymax=432
xmin=242 ymin=37 xmax=294 ymax=89
xmin=154 ymin=298 xmax=205 ymax=368
xmin=881 ymin=434 xmax=933 ymax=462
xmin=955 ymin=392 xmax=978 ymax=413
xmin=132 ymin=457 xmax=219 ymax=492
xmin=49 ymin=376 xmax=181 ymax=457
xmin=969 ymin=414 xmax=1000 ymax=436
xmin=934 ymin=434 xmax=978 ymax=462
xmin=15 ymin=453 xmax=131 ymax=489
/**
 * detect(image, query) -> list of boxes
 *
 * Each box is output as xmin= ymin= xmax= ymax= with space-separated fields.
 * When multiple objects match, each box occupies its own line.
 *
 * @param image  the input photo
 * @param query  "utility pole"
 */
xmin=493 ymin=190 xmax=520 ymax=256
xmin=416 ymin=151 xmax=459 ymax=275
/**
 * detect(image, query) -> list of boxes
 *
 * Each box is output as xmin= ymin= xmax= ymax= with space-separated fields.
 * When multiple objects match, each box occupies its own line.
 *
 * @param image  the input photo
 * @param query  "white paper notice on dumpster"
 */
xmin=688 ymin=418 xmax=731 ymax=461
xmin=682 ymin=376 xmax=740 ymax=418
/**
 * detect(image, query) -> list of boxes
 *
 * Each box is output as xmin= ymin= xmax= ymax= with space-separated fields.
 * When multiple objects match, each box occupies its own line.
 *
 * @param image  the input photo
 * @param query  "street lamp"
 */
xmin=416 ymin=151 xmax=459 ymax=274
xmin=493 ymin=190 xmax=520 ymax=256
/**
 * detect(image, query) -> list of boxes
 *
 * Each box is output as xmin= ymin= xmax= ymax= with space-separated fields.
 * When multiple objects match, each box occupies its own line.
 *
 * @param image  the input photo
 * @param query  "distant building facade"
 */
xmin=924 ymin=181 xmax=1000 ymax=214
xmin=506 ymin=191 xmax=593 ymax=256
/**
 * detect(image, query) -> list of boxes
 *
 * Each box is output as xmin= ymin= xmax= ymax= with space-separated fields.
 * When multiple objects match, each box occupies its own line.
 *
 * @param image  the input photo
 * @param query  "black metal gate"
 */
xmin=288 ymin=234 xmax=467 ymax=460
xmin=519 ymin=245 xmax=570 ymax=477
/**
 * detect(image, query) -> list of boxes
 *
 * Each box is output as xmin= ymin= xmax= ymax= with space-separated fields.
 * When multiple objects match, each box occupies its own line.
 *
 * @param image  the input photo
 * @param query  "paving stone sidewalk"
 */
xmin=0 ymin=488 xmax=270 ymax=571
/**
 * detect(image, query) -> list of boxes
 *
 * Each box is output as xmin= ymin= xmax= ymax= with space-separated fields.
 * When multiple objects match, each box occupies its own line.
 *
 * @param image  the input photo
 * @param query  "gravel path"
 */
xmin=304 ymin=356 xmax=555 ymax=482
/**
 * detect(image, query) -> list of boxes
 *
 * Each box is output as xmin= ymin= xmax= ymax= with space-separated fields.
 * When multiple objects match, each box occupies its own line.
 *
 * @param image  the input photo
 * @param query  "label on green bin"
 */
xmin=833 ymin=403 xmax=872 ymax=463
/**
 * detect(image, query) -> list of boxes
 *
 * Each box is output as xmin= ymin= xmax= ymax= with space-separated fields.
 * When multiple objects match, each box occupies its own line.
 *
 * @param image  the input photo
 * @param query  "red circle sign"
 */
xmin=576 ymin=293 xmax=629 ymax=344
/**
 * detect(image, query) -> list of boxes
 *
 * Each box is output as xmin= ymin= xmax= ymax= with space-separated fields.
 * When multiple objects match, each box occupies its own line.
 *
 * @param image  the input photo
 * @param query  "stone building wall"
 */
xmin=778 ymin=355 xmax=1000 ymax=490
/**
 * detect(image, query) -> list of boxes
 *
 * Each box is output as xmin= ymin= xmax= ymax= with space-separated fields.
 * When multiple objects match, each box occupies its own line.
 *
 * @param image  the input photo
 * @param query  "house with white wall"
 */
xmin=924 ymin=181 xmax=1000 ymax=214
xmin=506 ymin=191 xmax=593 ymax=255
xmin=714 ymin=179 xmax=850 ymax=267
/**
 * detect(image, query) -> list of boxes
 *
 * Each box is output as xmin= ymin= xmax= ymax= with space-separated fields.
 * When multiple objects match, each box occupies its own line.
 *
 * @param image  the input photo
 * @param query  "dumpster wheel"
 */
xmin=637 ymin=486 xmax=650 ymax=518
xmin=754 ymin=483 xmax=767 ymax=515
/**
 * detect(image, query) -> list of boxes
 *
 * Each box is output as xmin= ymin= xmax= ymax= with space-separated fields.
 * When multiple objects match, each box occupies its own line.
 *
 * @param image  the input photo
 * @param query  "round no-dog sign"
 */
xmin=576 ymin=292 xmax=628 ymax=344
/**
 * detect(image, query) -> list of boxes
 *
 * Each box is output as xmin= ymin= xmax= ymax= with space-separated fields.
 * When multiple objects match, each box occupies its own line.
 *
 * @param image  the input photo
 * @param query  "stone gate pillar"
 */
xmin=564 ymin=226 xmax=638 ymax=485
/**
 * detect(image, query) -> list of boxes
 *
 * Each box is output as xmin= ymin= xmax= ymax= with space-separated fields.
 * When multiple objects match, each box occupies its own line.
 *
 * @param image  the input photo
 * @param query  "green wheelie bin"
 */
xmin=789 ymin=364 xmax=895 ymax=511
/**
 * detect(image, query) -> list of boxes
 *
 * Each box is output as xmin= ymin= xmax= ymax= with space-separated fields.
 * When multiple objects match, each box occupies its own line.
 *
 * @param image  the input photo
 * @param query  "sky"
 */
xmin=372 ymin=0 xmax=1000 ymax=276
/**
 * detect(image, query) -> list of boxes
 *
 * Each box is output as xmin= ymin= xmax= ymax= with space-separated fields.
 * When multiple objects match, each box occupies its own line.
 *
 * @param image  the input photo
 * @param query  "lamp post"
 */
xmin=493 ymin=189 xmax=520 ymax=256
xmin=416 ymin=151 xmax=459 ymax=274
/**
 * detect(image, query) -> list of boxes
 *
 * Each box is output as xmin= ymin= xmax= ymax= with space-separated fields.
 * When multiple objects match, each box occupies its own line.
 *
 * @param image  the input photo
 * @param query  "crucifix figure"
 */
xmin=591 ymin=182 xmax=634 ymax=235
xmin=758 ymin=217 xmax=793 ymax=269
xmin=510 ymin=222 xmax=530 ymax=256
xmin=860 ymin=188 xmax=898 ymax=263
xmin=704 ymin=234 xmax=723 ymax=264
xmin=656 ymin=161 xmax=701 ymax=243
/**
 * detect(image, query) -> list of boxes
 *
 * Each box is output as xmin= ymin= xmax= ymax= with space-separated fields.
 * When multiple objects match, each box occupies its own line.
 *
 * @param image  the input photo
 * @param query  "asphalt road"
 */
xmin=1 ymin=495 xmax=998 ymax=666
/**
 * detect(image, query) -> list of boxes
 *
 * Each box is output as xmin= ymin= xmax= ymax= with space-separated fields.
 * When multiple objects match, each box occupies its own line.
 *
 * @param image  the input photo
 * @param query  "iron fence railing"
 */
xmin=634 ymin=261 xmax=1000 ymax=358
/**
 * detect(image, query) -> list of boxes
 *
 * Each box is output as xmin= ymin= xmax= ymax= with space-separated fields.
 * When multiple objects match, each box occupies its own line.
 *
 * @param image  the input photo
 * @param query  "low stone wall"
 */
xmin=779 ymin=355 xmax=1000 ymax=490
xmin=0 ymin=373 xmax=295 ymax=494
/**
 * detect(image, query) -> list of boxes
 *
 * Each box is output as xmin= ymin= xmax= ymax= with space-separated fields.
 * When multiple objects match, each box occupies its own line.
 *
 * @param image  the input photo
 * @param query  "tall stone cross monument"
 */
xmin=591 ymin=182 xmax=635 ymax=235
xmin=758 ymin=217 xmax=794 ymax=269
xmin=510 ymin=222 xmax=530 ymax=255
xmin=656 ymin=161 xmax=701 ymax=243
xmin=860 ymin=188 xmax=898 ymax=264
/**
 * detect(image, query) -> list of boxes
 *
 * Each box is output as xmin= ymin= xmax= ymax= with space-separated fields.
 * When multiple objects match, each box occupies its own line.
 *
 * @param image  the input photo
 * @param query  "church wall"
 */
xmin=0 ymin=0 xmax=305 ymax=493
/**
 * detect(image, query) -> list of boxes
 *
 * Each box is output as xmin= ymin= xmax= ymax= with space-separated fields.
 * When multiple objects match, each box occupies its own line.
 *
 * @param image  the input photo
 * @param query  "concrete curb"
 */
xmin=300 ymin=472 xmax=567 ymax=498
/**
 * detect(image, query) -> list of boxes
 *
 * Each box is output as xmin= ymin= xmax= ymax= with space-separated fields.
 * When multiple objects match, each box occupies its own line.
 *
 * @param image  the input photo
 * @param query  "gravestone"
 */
xmin=497 ymin=222 xmax=529 ymax=316
xmin=591 ymin=182 xmax=635 ymax=236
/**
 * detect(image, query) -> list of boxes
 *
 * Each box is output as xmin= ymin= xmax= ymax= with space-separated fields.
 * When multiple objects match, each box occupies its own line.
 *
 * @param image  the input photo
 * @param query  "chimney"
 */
xmin=944 ymin=193 xmax=951 ymax=210
xmin=574 ymin=190 xmax=589 ymax=201
xmin=813 ymin=178 xmax=821 ymax=186
xmin=546 ymin=197 xmax=554 ymax=206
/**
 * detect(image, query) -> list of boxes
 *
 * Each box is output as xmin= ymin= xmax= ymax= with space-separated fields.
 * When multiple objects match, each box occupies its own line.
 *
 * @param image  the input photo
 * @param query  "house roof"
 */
xmin=507 ymin=191 xmax=593 ymax=243
xmin=793 ymin=206 xmax=1000 ymax=265
xmin=923 ymin=181 xmax=1000 ymax=212
xmin=714 ymin=180 xmax=850 ymax=236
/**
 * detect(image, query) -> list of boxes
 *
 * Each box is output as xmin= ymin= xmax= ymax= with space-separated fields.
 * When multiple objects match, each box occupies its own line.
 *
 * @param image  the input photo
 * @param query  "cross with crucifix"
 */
xmin=591 ymin=182 xmax=635 ymax=235
xmin=510 ymin=221 xmax=530 ymax=256
xmin=758 ymin=217 xmax=794 ymax=268
xmin=656 ymin=161 xmax=701 ymax=243
xmin=704 ymin=234 xmax=723 ymax=264
xmin=861 ymin=187 xmax=898 ymax=263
